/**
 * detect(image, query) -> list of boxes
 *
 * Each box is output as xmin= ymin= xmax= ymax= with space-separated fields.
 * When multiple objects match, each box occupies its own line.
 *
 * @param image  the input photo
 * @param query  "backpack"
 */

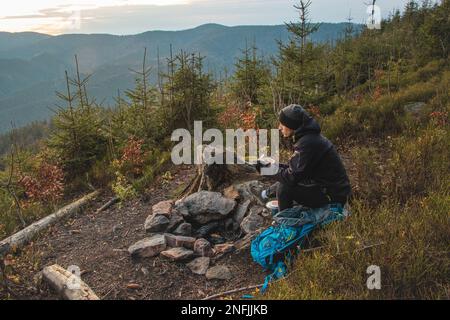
xmin=250 ymin=203 xmax=348 ymax=294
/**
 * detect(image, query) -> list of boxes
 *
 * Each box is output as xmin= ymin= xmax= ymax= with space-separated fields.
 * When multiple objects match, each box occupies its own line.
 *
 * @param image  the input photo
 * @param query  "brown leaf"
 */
xmin=126 ymin=283 xmax=141 ymax=290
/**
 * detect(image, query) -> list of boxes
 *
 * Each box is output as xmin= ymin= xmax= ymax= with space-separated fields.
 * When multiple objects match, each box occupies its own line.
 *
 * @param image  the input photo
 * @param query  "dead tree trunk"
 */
xmin=179 ymin=149 xmax=258 ymax=200
xmin=42 ymin=264 xmax=99 ymax=300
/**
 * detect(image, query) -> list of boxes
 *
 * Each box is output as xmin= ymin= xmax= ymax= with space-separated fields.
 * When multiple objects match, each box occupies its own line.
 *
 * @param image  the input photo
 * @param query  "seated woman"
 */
xmin=259 ymin=104 xmax=351 ymax=212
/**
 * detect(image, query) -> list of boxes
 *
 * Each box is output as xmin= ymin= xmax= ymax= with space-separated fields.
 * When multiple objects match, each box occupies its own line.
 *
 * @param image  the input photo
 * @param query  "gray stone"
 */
xmin=144 ymin=214 xmax=170 ymax=233
xmin=196 ymin=221 xmax=219 ymax=238
xmin=233 ymin=199 xmax=251 ymax=224
xmin=152 ymin=200 xmax=174 ymax=217
xmin=405 ymin=102 xmax=426 ymax=114
xmin=164 ymin=234 xmax=196 ymax=249
xmin=261 ymin=208 xmax=272 ymax=218
xmin=234 ymin=181 xmax=267 ymax=206
xmin=249 ymin=205 xmax=265 ymax=217
xmin=173 ymin=223 xmax=192 ymax=236
xmin=173 ymin=204 xmax=190 ymax=218
xmin=128 ymin=235 xmax=167 ymax=258
xmin=193 ymin=238 xmax=214 ymax=257
xmin=175 ymin=191 xmax=236 ymax=224
xmin=224 ymin=218 xmax=235 ymax=231
xmin=167 ymin=212 xmax=184 ymax=232
xmin=161 ymin=247 xmax=194 ymax=261
xmin=206 ymin=265 xmax=232 ymax=280
xmin=208 ymin=234 xmax=226 ymax=245
xmin=186 ymin=257 xmax=210 ymax=275
xmin=240 ymin=214 xmax=265 ymax=234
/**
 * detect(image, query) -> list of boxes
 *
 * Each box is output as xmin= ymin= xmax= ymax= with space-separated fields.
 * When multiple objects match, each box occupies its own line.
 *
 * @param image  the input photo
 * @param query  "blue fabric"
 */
xmin=250 ymin=203 xmax=349 ymax=295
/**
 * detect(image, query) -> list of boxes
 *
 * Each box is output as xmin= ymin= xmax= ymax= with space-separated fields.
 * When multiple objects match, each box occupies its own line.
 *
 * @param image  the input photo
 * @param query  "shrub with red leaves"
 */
xmin=118 ymin=137 xmax=147 ymax=176
xmin=307 ymin=105 xmax=321 ymax=119
xmin=18 ymin=162 xmax=64 ymax=205
xmin=218 ymin=104 xmax=258 ymax=130
xmin=373 ymin=85 xmax=383 ymax=101
xmin=430 ymin=111 xmax=448 ymax=127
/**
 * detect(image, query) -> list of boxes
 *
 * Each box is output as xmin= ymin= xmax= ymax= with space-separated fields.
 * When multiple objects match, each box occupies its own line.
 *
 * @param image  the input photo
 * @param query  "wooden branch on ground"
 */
xmin=234 ymin=229 xmax=264 ymax=252
xmin=42 ymin=264 xmax=99 ymax=300
xmin=354 ymin=242 xmax=385 ymax=253
xmin=95 ymin=196 xmax=119 ymax=214
xmin=0 ymin=190 xmax=100 ymax=256
xmin=202 ymin=284 xmax=264 ymax=300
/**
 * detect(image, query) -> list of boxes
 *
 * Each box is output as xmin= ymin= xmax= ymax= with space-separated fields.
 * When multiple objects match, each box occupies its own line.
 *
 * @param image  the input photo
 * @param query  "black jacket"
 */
xmin=274 ymin=110 xmax=351 ymax=204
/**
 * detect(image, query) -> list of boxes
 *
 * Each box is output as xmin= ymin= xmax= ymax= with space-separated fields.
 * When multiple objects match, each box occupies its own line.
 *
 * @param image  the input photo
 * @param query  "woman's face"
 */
xmin=278 ymin=123 xmax=294 ymax=138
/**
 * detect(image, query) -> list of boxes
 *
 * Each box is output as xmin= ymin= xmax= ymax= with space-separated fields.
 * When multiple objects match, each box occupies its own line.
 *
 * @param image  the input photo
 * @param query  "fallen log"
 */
xmin=0 ymin=190 xmax=100 ymax=256
xmin=42 ymin=264 xmax=99 ymax=300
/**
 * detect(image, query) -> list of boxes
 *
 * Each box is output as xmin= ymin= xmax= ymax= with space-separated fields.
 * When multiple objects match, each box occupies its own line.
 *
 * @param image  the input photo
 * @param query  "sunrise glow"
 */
xmin=1 ymin=0 xmax=192 ymax=34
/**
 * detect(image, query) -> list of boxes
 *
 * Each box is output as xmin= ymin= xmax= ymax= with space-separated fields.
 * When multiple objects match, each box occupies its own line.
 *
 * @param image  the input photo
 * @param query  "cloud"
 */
xmin=0 ymin=1 xmax=196 ymax=34
xmin=0 ymin=0 xmax=425 ymax=35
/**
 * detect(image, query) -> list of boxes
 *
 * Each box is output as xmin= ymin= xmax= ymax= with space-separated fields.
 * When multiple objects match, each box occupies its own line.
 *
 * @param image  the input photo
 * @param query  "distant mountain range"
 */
xmin=0 ymin=23 xmax=357 ymax=133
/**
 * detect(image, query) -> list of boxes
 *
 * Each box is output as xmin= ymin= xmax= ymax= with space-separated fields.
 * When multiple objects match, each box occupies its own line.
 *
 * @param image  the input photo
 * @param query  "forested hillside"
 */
xmin=0 ymin=23 xmax=354 ymax=133
xmin=0 ymin=0 xmax=448 ymax=300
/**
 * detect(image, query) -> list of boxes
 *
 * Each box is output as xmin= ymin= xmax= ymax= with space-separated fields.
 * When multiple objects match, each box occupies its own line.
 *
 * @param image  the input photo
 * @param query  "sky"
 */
xmin=0 ymin=0 xmax=433 ymax=35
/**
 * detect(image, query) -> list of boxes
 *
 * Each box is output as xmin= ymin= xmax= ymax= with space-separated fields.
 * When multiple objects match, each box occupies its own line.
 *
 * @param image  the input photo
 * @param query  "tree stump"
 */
xmin=180 ymin=160 xmax=258 ymax=200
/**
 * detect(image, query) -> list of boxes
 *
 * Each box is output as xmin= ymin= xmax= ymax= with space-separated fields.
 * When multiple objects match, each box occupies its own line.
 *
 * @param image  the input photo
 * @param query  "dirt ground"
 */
xmin=1 ymin=165 xmax=267 ymax=300
xmin=1 ymin=145 xmax=356 ymax=301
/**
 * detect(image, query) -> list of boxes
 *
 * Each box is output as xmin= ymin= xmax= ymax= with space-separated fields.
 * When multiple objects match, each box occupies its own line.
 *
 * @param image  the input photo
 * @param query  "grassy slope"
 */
xmin=265 ymin=61 xmax=450 ymax=299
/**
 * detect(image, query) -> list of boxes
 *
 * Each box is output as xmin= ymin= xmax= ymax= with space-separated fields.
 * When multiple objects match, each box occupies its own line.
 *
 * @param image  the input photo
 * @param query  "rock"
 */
xmin=207 ymin=234 xmax=226 ymax=245
xmin=193 ymin=238 xmax=214 ymax=257
xmin=164 ymin=234 xmax=196 ymax=249
xmin=224 ymin=218 xmax=235 ymax=231
xmin=173 ymin=205 xmax=190 ymax=218
xmin=167 ymin=212 xmax=184 ymax=232
xmin=206 ymin=265 xmax=232 ymax=280
xmin=186 ymin=257 xmax=210 ymax=275
xmin=173 ymin=223 xmax=192 ymax=236
xmin=233 ymin=199 xmax=251 ymax=224
xmin=196 ymin=221 xmax=220 ymax=238
xmin=405 ymin=102 xmax=426 ymax=114
xmin=249 ymin=205 xmax=265 ymax=216
xmin=175 ymin=191 xmax=236 ymax=224
xmin=128 ymin=235 xmax=167 ymax=258
xmin=213 ymin=243 xmax=235 ymax=255
xmin=223 ymin=185 xmax=240 ymax=200
xmin=261 ymin=208 xmax=272 ymax=218
xmin=240 ymin=214 xmax=265 ymax=234
xmin=234 ymin=181 xmax=267 ymax=206
xmin=161 ymin=247 xmax=194 ymax=261
xmin=152 ymin=200 xmax=174 ymax=217
xmin=144 ymin=215 xmax=170 ymax=233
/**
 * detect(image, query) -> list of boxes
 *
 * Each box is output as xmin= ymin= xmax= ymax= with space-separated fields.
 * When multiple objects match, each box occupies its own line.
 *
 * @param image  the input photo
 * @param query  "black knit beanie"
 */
xmin=279 ymin=104 xmax=305 ymax=130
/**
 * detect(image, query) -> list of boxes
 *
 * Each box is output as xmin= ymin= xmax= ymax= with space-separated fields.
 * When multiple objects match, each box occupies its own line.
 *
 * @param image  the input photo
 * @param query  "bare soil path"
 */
xmin=2 ymin=165 xmax=266 ymax=300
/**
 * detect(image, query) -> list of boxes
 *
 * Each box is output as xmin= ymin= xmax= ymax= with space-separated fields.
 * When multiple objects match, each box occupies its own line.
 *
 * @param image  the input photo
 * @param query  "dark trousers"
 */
xmin=267 ymin=182 xmax=334 ymax=211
